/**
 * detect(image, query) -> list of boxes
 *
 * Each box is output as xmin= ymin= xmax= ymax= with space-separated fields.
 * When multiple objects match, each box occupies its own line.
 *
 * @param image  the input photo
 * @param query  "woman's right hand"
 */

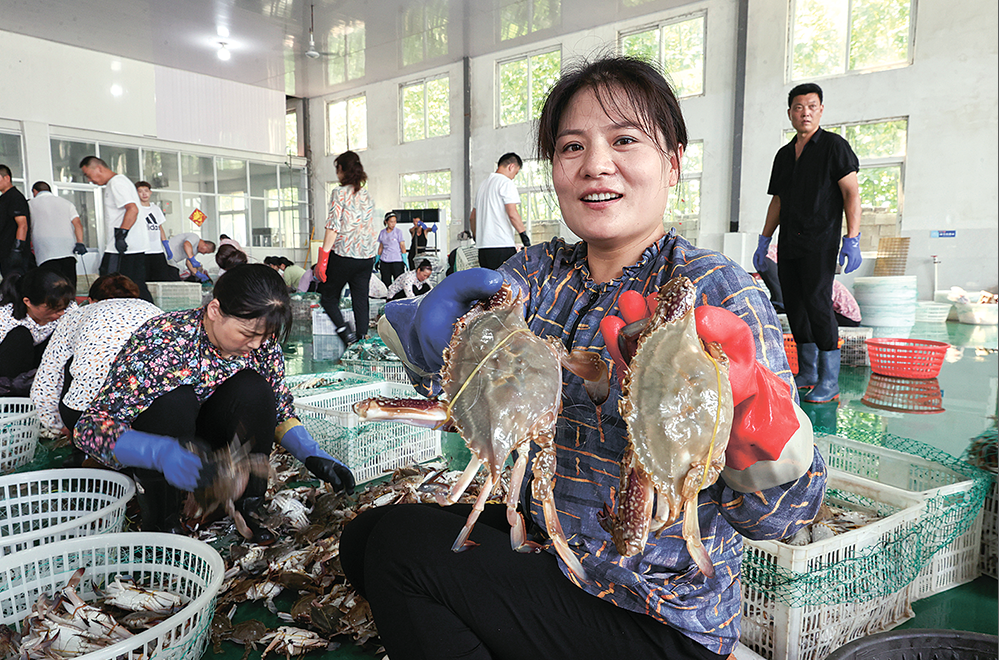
xmin=113 ymin=430 xmax=213 ymax=492
xmin=316 ymin=248 xmax=330 ymax=283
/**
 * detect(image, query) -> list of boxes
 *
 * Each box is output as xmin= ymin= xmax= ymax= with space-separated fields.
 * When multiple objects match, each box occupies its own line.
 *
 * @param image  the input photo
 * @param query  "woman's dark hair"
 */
xmin=417 ymin=259 xmax=433 ymax=271
xmin=1 ymin=268 xmax=74 ymax=320
xmin=334 ymin=150 xmax=367 ymax=192
xmin=215 ymin=244 xmax=248 ymax=271
xmin=536 ymin=56 xmax=688 ymax=163
xmin=89 ymin=274 xmax=140 ymax=301
xmin=212 ymin=264 xmax=292 ymax=342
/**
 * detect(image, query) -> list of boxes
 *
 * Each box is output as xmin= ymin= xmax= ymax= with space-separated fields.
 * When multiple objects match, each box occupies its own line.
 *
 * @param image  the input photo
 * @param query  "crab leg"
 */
xmin=682 ymin=496 xmax=714 ymax=578
xmin=532 ymin=438 xmax=588 ymax=582
xmin=451 ymin=471 xmax=497 ymax=551
xmin=505 ymin=450 xmax=543 ymax=553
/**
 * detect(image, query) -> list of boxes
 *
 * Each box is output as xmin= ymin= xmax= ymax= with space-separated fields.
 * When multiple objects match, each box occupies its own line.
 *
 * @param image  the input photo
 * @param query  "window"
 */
xmin=327 ymin=94 xmax=367 ymax=155
xmin=51 ymin=139 xmax=97 ymax=184
xmin=790 ymin=0 xmax=912 ymax=80
xmin=501 ymin=0 xmax=560 ymax=41
xmin=518 ymin=160 xmax=561 ymax=244
xmin=664 ymin=141 xmax=702 ymax=243
xmin=286 ymin=110 xmax=299 ymax=157
xmin=326 ymin=21 xmax=366 ymax=86
xmin=401 ymin=75 xmax=450 ymax=142
xmin=400 ymin=169 xmax=451 ymax=228
xmin=498 ymin=49 xmax=561 ymax=127
xmin=621 ymin=14 xmax=705 ymax=98
xmin=0 ymin=132 xmax=25 ymax=184
xmin=402 ymin=0 xmax=448 ymax=67
xmin=784 ymin=119 xmax=907 ymax=251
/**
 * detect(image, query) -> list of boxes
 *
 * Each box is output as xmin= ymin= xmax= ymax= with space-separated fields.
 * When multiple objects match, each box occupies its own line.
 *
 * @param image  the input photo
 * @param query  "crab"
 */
xmin=354 ymin=283 xmax=607 ymax=582
xmin=183 ymin=437 xmax=271 ymax=539
xmin=596 ymin=276 xmax=734 ymax=578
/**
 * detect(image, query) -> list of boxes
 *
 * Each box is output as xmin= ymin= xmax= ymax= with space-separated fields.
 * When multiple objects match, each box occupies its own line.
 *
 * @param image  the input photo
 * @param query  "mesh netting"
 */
xmin=742 ymin=425 xmax=994 ymax=607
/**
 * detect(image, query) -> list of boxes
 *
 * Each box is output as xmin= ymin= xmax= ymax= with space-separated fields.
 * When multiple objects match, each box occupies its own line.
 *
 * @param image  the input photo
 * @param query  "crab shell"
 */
xmin=617 ymin=276 xmax=734 ymax=551
xmin=440 ymin=283 xmax=564 ymax=482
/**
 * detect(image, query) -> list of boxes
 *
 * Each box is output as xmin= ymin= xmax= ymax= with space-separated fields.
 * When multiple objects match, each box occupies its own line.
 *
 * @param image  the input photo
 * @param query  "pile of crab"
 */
xmin=204 ymin=457 xmax=506 ymax=659
xmin=0 ymin=567 xmax=184 ymax=659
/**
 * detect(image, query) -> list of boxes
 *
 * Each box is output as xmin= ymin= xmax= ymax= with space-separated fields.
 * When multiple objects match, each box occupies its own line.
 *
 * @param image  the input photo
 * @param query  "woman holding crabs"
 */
xmin=341 ymin=56 xmax=827 ymax=659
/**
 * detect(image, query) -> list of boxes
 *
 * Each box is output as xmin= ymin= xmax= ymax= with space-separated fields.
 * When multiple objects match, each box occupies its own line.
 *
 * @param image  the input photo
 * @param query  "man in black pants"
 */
xmin=0 ymin=164 xmax=31 ymax=277
xmin=754 ymin=82 xmax=862 ymax=403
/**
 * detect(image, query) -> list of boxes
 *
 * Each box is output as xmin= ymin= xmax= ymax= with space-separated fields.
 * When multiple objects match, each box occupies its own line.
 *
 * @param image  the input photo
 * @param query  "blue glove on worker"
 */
xmin=280 ymin=424 xmax=355 ymax=494
xmin=416 ymin=220 xmax=438 ymax=233
xmin=113 ymin=228 xmax=129 ymax=254
xmin=384 ymin=267 xmax=504 ymax=374
xmin=72 ymin=242 xmax=87 ymax=256
xmin=113 ymin=430 xmax=212 ymax=492
xmin=194 ymin=271 xmax=210 ymax=283
xmin=162 ymin=240 xmax=173 ymax=260
xmin=189 ymin=256 xmax=202 ymax=269
xmin=752 ymin=235 xmax=771 ymax=273
xmin=839 ymin=234 xmax=862 ymax=274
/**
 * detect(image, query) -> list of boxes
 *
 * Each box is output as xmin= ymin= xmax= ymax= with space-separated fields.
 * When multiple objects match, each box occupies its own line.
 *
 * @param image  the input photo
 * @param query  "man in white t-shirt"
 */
xmin=28 ymin=181 xmax=87 ymax=289
xmin=469 ymin=152 xmax=529 ymax=270
xmin=135 ymin=181 xmax=177 ymax=283
xmin=80 ymin=156 xmax=151 ymax=301
xmin=166 ymin=231 xmax=215 ymax=282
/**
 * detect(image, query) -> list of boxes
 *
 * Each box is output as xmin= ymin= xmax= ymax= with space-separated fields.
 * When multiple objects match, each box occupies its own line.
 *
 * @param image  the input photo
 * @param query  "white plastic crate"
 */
xmin=311 ymin=305 xmax=354 ymax=335
xmin=815 ymin=432 xmax=983 ymax=599
xmin=313 ymin=334 xmax=346 ymax=362
xmin=0 ymin=469 xmax=135 ymax=556
xmin=295 ymin=381 xmax=440 ymax=484
xmin=914 ymin=301 xmax=952 ymax=324
xmin=0 ymin=398 xmax=39 ymax=475
xmin=741 ymin=470 xmax=924 ymax=660
xmin=0 ymin=532 xmax=224 ymax=660
xmin=839 ymin=326 xmax=874 ymax=367
xmin=148 ymin=281 xmax=203 ymax=311
xmin=339 ymin=358 xmax=411 ymax=383
xmin=982 ymin=476 xmax=998 ymax=579
xmin=284 ymin=370 xmax=378 ymax=397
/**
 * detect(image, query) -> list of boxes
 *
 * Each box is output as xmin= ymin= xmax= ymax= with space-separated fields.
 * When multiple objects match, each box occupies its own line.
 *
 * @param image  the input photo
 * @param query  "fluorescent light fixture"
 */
xmin=217 ymin=42 xmax=231 ymax=61
xmin=217 ymin=25 xmax=230 ymax=38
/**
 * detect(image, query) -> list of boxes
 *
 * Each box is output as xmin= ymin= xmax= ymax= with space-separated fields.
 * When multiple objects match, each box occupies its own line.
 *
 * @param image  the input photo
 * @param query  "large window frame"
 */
xmin=400 ymin=169 xmax=452 ymax=229
xmin=327 ymin=93 xmax=368 ymax=155
xmin=788 ymin=0 xmax=914 ymax=82
xmin=497 ymin=47 xmax=562 ymax=128
xmin=619 ymin=12 xmax=707 ymax=99
xmin=400 ymin=74 xmax=451 ymax=143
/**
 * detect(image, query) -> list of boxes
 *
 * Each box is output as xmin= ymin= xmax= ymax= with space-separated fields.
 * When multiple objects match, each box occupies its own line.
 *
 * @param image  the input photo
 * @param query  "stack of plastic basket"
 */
xmin=0 ymin=398 xmax=40 ymax=475
xmin=293 ymin=377 xmax=441 ymax=484
xmin=854 ymin=276 xmax=918 ymax=338
xmin=0 ymin=469 xmax=135 ymax=555
xmin=0 ymin=532 xmax=224 ymax=660
xmin=148 ymin=282 xmax=204 ymax=311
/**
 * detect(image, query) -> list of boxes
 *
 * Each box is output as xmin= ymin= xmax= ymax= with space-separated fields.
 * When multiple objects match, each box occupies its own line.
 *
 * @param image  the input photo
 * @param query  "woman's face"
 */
xmin=416 ymin=267 xmax=432 ymax=282
xmin=205 ymin=299 xmax=270 ymax=358
xmin=386 ymin=217 xmax=397 ymax=231
xmin=24 ymin=300 xmax=66 ymax=326
xmin=551 ymin=87 xmax=681 ymax=252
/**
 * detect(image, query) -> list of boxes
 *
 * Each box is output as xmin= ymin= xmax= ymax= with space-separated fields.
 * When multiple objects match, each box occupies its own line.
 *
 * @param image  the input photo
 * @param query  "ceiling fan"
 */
xmin=304 ymin=4 xmax=334 ymax=59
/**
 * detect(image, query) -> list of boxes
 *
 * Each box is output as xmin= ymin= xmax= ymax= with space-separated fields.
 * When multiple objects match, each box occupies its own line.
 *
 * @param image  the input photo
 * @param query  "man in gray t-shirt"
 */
xmin=166 ymin=232 xmax=216 ymax=281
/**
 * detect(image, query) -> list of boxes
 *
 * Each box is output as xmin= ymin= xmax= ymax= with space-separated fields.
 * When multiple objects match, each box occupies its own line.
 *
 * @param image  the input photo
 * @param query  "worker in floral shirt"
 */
xmin=340 ymin=57 xmax=827 ymax=660
xmin=74 ymin=264 xmax=354 ymax=542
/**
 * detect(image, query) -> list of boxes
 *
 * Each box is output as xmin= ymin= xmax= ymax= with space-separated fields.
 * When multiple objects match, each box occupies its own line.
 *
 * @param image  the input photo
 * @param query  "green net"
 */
xmin=742 ymin=425 xmax=994 ymax=607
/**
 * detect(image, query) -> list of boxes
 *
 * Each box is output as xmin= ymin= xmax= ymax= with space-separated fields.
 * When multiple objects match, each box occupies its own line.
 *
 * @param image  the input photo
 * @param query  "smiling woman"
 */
xmin=72 ymin=263 xmax=357 ymax=542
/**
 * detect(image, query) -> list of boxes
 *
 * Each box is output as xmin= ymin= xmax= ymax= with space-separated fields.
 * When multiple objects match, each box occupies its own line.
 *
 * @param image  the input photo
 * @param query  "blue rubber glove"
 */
xmin=194 ymin=270 xmax=210 ymax=283
xmin=384 ymin=267 xmax=504 ymax=374
xmin=72 ymin=243 xmax=87 ymax=256
xmin=189 ymin=256 xmax=202 ymax=269
xmin=839 ymin=234 xmax=862 ymax=274
xmin=162 ymin=240 xmax=173 ymax=260
xmin=373 ymin=254 xmax=381 ymax=267
xmin=280 ymin=424 xmax=355 ymax=494
xmin=752 ymin=234 xmax=772 ymax=273
xmin=113 ymin=430 xmax=210 ymax=492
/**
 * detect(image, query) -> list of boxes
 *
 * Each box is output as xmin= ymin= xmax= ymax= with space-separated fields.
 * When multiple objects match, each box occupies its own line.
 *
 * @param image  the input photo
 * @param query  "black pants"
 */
xmin=339 ymin=504 xmax=725 ymax=660
xmin=0 ymin=326 xmax=48 ymax=380
xmin=320 ymin=252 xmax=373 ymax=340
xmin=100 ymin=252 xmax=153 ymax=303
xmin=40 ymin=256 xmax=78 ymax=291
xmin=478 ymin=247 xmax=517 ymax=271
xmin=758 ymin=258 xmax=784 ymax=313
xmin=145 ymin=253 xmax=180 ymax=282
xmin=128 ymin=369 xmax=277 ymax=530
xmin=380 ymin=260 xmax=405 ymax=288
xmin=778 ymin=250 xmax=839 ymax=351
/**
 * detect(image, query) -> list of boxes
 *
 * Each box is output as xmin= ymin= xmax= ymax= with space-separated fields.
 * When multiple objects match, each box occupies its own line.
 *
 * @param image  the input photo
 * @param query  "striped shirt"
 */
xmin=327 ymin=185 xmax=378 ymax=259
xmin=415 ymin=231 xmax=827 ymax=655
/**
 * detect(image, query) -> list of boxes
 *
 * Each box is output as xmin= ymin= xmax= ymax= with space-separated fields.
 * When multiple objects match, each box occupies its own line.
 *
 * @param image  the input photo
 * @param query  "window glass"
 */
xmin=216 ymin=158 xmax=247 ymax=195
xmin=249 ymin=162 xmax=278 ymax=199
xmin=218 ymin=194 xmax=248 ymax=246
xmin=100 ymin=145 xmax=140 ymax=179
xmin=182 ymin=195 xmax=217 ymax=242
xmin=499 ymin=49 xmax=560 ymax=126
xmin=621 ymin=14 xmax=705 ymax=98
xmin=664 ymin=139 xmax=702 ymax=243
xmin=57 ymin=188 xmax=99 ymax=248
xmin=501 ymin=0 xmax=560 ymax=41
xmin=426 ymin=77 xmax=450 ymax=138
xmin=51 ymin=139 xmax=97 ymax=184
xmin=182 ymin=154 xmax=215 ymax=194
xmin=0 ymin=133 xmax=24 ymax=181
xmin=150 ymin=190 xmax=183 ymax=240
xmin=142 ymin=150 xmax=180 ymax=190
xmin=286 ymin=111 xmax=299 ymax=157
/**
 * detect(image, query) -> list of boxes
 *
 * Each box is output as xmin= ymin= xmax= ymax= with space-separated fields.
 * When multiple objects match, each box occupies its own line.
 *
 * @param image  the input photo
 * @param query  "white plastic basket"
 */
xmin=0 ymin=398 xmax=39 ymax=475
xmin=741 ymin=470 xmax=924 ymax=660
xmin=0 ymin=469 xmax=135 ymax=556
xmin=815 ymin=432 xmax=983 ymax=599
xmin=981 ymin=476 xmax=998 ymax=579
xmin=311 ymin=306 xmax=354 ymax=335
xmin=148 ymin=282 xmax=203 ymax=311
xmin=284 ymin=370 xmax=378 ymax=398
xmin=338 ymin=358 xmax=411 ymax=383
xmin=914 ymin=301 xmax=953 ymax=324
xmin=839 ymin=327 xmax=874 ymax=367
xmin=295 ymin=381 xmax=440 ymax=484
xmin=956 ymin=302 xmax=999 ymax=325
xmin=0 ymin=532 xmax=224 ymax=660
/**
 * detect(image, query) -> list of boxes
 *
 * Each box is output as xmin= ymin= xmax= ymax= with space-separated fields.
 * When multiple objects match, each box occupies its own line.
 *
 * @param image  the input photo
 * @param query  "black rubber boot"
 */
xmin=802 ymin=349 xmax=841 ymax=403
xmin=795 ymin=342 xmax=819 ymax=390
xmin=235 ymin=496 xmax=276 ymax=545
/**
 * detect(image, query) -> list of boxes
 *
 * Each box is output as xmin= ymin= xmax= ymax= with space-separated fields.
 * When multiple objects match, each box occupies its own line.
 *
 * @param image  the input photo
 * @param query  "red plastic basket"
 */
xmin=783 ymin=333 xmax=798 ymax=374
xmin=865 ymin=338 xmax=948 ymax=379
xmin=861 ymin=373 xmax=944 ymax=414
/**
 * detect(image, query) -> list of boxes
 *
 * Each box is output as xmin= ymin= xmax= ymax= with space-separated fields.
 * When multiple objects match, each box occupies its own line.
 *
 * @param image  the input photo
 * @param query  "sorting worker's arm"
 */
xmin=469 ymin=208 xmax=477 ymax=239
xmin=838 ymin=172 xmax=862 ymax=238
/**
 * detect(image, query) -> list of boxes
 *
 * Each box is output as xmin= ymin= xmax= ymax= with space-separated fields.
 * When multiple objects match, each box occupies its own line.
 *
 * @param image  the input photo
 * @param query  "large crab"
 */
xmin=354 ymin=283 xmax=607 ymax=582
xmin=183 ymin=437 xmax=271 ymax=539
xmin=596 ymin=276 xmax=734 ymax=578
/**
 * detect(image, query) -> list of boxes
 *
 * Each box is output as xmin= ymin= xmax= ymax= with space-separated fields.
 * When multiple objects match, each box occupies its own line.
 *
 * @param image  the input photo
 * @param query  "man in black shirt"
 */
xmin=0 ymin=164 xmax=32 ymax=278
xmin=753 ymin=83 xmax=862 ymax=403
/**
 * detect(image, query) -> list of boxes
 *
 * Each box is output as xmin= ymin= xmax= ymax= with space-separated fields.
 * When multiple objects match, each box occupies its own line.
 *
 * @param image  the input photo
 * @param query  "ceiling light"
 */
xmin=110 ymin=84 xmax=123 ymax=97
xmin=217 ymin=26 xmax=229 ymax=39
xmin=217 ymin=42 xmax=231 ymax=61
